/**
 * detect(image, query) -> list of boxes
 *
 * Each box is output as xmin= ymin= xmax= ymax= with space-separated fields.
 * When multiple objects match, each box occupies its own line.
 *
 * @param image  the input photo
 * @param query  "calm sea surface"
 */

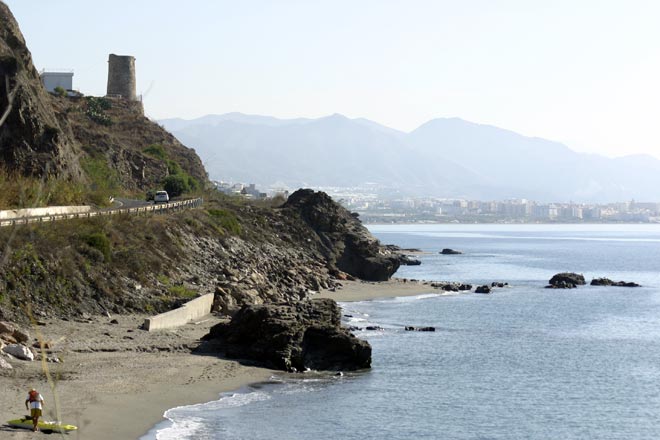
xmin=143 ymin=224 xmax=660 ymax=440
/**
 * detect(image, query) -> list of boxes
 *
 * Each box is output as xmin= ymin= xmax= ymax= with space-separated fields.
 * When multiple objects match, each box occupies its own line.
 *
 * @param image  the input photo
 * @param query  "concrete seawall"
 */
xmin=143 ymin=293 xmax=214 ymax=331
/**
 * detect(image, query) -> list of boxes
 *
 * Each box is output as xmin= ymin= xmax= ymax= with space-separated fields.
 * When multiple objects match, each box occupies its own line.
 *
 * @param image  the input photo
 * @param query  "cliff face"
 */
xmin=0 ymin=2 xmax=206 ymax=195
xmin=283 ymin=189 xmax=400 ymax=281
xmin=0 ymin=3 xmax=82 ymax=179
xmin=49 ymin=97 xmax=208 ymax=192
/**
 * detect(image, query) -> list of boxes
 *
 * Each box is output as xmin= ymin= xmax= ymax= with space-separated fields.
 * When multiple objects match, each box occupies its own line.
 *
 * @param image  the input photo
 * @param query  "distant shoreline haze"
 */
xmin=160 ymin=113 xmax=660 ymax=204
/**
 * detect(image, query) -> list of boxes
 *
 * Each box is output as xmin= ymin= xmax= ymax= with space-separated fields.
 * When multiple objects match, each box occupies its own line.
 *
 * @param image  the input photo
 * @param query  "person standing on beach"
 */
xmin=25 ymin=388 xmax=44 ymax=431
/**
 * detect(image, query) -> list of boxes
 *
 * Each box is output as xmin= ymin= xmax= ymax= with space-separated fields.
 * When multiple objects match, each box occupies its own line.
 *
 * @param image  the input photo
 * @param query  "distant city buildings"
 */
xmin=213 ymin=181 xmax=270 ymax=199
xmin=329 ymin=192 xmax=660 ymax=224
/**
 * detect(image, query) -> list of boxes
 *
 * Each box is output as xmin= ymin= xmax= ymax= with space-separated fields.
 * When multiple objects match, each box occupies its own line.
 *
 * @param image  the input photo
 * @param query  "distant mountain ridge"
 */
xmin=161 ymin=113 xmax=660 ymax=202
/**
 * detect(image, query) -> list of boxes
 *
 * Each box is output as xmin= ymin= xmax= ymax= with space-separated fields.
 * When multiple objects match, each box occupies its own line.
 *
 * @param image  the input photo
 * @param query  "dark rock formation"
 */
xmin=430 ymin=282 xmax=471 ymax=292
xmin=491 ymin=282 xmax=508 ymax=288
xmin=475 ymin=285 xmax=491 ymax=294
xmin=547 ymin=273 xmax=586 ymax=289
xmin=399 ymin=256 xmax=422 ymax=266
xmin=405 ymin=326 xmax=435 ymax=332
xmin=441 ymin=248 xmax=462 ymax=255
xmin=0 ymin=3 xmax=82 ymax=179
xmin=283 ymin=189 xmax=400 ymax=281
xmin=203 ymin=299 xmax=371 ymax=372
xmin=591 ymin=278 xmax=641 ymax=287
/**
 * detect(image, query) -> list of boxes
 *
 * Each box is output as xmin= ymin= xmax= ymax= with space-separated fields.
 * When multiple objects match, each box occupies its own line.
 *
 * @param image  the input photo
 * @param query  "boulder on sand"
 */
xmin=202 ymin=298 xmax=371 ymax=372
xmin=2 ymin=343 xmax=34 ymax=361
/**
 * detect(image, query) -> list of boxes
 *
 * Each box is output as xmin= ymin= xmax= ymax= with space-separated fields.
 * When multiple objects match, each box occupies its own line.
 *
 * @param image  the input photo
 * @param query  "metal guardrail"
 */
xmin=0 ymin=198 xmax=203 ymax=228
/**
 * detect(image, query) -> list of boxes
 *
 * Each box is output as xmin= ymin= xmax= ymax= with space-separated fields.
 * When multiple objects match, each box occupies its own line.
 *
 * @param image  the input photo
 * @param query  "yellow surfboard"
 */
xmin=7 ymin=417 xmax=78 ymax=433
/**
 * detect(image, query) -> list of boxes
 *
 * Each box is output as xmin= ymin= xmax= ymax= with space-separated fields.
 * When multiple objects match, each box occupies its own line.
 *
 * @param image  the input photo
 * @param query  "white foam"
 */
xmin=147 ymin=389 xmax=272 ymax=440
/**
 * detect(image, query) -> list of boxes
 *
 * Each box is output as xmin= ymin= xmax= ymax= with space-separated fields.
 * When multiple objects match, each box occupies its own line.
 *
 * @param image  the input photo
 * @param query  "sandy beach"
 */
xmin=315 ymin=278 xmax=436 ymax=302
xmin=0 ymin=278 xmax=434 ymax=439
xmin=0 ymin=315 xmax=274 ymax=440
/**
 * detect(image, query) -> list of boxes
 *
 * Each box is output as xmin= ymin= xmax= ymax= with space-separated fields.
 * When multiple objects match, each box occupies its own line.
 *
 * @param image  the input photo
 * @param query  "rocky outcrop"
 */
xmin=0 ymin=3 xmax=82 ymax=179
xmin=405 ymin=326 xmax=435 ymax=332
xmin=430 ymin=282 xmax=472 ymax=292
xmin=441 ymin=248 xmax=462 ymax=255
xmin=399 ymin=255 xmax=422 ymax=266
xmin=591 ymin=278 xmax=641 ymax=287
xmin=475 ymin=285 xmax=491 ymax=294
xmin=202 ymin=299 xmax=371 ymax=372
xmin=283 ymin=189 xmax=400 ymax=281
xmin=547 ymin=273 xmax=586 ymax=289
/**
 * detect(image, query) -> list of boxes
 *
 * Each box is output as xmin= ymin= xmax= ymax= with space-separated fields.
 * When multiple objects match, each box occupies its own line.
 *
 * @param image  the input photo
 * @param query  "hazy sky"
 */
xmin=5 ymin=0 xmax=660 ymax=158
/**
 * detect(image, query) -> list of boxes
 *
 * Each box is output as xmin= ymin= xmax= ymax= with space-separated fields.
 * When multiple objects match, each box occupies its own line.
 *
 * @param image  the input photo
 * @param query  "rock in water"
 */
xmin=203 ymin=298 xmax=371 ymax=372
xmin=591 ymin=278 xmax=641 ymax=287
xmin=475 ymin=285 xmax=491 ymax=294
xmin=440 ymin=249 xmax=462 ymax=255
xmin=547 ymin=273 xmax=586 ymax=289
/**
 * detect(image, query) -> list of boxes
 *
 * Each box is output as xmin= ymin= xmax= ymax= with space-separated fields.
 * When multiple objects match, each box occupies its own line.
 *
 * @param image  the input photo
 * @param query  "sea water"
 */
xmin=142 ymin=224 xmax=660 ymax=440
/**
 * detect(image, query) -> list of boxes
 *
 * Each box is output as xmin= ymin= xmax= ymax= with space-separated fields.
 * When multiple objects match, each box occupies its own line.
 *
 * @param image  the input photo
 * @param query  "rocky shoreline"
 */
xmin=0 ymin=280 xmax=435 ymax=439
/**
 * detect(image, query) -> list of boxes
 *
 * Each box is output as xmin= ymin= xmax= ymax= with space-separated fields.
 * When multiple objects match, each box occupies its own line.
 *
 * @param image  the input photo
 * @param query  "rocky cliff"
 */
xmin=0 ymin=2 xmax=206 ymax=201
xmin=283 ymin=189 xmax=400 ymax=281
xmin=0 ymin=3 xmax=82 ymax=179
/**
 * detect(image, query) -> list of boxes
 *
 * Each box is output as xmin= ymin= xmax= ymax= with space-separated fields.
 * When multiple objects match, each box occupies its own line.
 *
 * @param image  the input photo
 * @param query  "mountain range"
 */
xmin=160 ymin=113 xmax=660 ymax=202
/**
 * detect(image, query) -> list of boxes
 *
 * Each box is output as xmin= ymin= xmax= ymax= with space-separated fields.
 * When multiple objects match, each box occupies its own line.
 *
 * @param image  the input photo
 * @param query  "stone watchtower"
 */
xmin=106 ymin=54 xmax=136 ymax=100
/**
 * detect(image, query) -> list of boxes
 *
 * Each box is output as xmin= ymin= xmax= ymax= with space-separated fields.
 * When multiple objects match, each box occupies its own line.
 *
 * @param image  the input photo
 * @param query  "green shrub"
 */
xmin=53 ymin=86 xmax=67 ymax=97
xmin=83 ymin=232 xmax=111 ymax=262
xmin=168 ymin=285 xmax=197 ymax=299
xmin=166 ymin=160 xmax=182 ymax=175
xmin=163 ymin=174 xmax=189 ymax=197
xmin=207 ymin=209 xmax=242 ymax=235
xmin=85 ymin=97 xmax=112 ymax=125
xmin=80 ymin=155 xmax=119 ymax=206
xmin=143 ymin=144 xmax=167 ymax=160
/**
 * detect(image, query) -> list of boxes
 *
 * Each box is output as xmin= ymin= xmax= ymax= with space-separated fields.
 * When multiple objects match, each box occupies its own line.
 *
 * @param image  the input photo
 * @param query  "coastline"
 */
xmin=314 ymin=278 xmax=435 ymax=302
xmin=0 ymin=315 xmax=274 ymax=440
xmin=0 ymin=280 xmax=430 ymax=439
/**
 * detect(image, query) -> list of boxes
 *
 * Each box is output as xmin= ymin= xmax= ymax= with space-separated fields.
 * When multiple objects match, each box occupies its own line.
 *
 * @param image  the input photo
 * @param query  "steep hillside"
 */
xmin=0 ymin=3 xmax=82 ymax=180
xmin=0 ymin=2 xmax=207 ymax=207
xmin=0 ymin=189 xmax=401 ymax=323
xmin=50 ymin=96 xmax=207 ymax=196
xmin=164 ymin=113 xmax=660 ymax=203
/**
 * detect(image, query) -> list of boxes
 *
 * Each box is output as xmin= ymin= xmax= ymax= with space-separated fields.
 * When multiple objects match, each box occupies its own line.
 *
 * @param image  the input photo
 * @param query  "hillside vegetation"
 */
xmin=0 ymin=190 xmax=400 ymax=323
xmin=0 ymin=1 xmax=401 ymax=324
